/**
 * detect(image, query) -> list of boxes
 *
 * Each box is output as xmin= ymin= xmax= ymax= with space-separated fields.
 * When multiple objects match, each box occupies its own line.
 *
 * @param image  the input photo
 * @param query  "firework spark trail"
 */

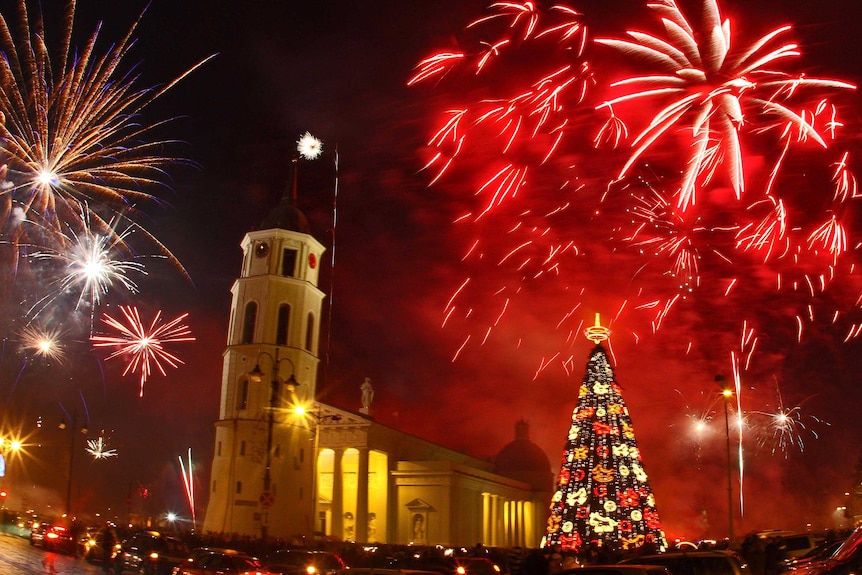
xmin=729 ymin=350 xmax=745 ymax=515
xmin=750 ymin=382 xmax=830 ymax=458
xmin=0 ymin=0 xmax=214 ymax=269
xmin=90 ymin=306 xmax=195 ymax=397
xmin=411 ymin=1 xmax=601 ymax=359
xmin=179 ymin=448 xmax=196 ymax=531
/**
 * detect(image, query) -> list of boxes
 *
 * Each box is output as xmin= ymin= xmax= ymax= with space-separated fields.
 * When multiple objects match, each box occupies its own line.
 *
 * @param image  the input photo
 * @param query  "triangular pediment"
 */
xmin=405 ymin=498 xmax=434 ymax=511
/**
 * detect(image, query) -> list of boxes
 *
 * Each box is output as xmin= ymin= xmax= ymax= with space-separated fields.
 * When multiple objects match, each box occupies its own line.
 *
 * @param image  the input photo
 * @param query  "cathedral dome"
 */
xmin=494 ymin=420 xmax=553 ymax=491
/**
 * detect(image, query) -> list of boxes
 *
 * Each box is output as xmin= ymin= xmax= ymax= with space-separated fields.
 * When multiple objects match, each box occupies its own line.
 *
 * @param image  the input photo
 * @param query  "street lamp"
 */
xmin=58 ymin=412 xmax=88 ymax=520
xmin=248 ymin=349 xmax=299 ymax=540
xmin=0 ymin=436 xmax=22 ymax=507
xmin=716 ymin=374 xmax=734 ymax=544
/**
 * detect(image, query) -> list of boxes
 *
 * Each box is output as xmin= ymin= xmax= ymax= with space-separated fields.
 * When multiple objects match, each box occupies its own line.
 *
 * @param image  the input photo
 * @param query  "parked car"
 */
xmin=32 ymin=524 xmax=78 ymax=555
xmin=619 ymin=550 xmax=749 ymax=575
xmin=175 ymin=548 xmax=270 ymax=575
xmin=29 ymin=522 xmax=46 ymax=547
xmin=336 ymin=570 xmax=442 ymax=575
xmin=263 ymin=549 xmax=346 ymax=575
xmin=560 ymin=566 xmax=672 ymax=575
xmin=791 ymin=527 xmax=862 ymax=575
xmin=82 ymin=527 xmax=122 ymax=564
xmin=779 ymin=534 xmax=820 ymax=559
xmin=786 ymin=539 xmax=846 ymax=571
xmin=452 ymin=558 xmax=503 ymax=575
xmin=115 ymin=530 xmax=190 ymax=575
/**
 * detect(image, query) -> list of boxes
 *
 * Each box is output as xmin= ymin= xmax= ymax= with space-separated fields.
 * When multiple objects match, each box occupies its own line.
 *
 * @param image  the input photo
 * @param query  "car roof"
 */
xmin=193 ymin=547 xmax=250 ymax=556
xmin=336 ymin=570 xmax=441 ymax=575
xmin=560 ymin=566 xmax=671 ymax=575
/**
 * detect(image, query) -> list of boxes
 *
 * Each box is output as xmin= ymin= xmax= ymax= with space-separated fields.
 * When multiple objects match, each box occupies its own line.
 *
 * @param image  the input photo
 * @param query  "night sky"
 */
xmin=1 ymin=0 xmax=861 ymax=542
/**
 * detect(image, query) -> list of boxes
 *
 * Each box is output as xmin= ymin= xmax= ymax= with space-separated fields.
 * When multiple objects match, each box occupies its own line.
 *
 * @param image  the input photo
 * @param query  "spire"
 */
xmin=259 ymin=131 xmax=323 ymax=234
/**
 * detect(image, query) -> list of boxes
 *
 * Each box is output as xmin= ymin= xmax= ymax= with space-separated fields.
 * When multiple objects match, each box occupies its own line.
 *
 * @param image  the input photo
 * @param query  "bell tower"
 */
xmin=202 ymin=180 xmax=326 ymax=539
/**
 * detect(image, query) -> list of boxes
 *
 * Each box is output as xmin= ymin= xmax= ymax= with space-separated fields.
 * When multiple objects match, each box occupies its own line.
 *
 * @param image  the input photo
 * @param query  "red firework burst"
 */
xmin=90 ymin=306 xmax=194 ymax=397
xmin=411 ymin=0 xmax=862 ymax=383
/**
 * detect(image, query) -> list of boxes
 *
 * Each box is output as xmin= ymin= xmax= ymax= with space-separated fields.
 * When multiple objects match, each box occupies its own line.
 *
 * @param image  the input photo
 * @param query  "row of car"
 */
xmin=105 ymin=531 xmax=349 ymax=575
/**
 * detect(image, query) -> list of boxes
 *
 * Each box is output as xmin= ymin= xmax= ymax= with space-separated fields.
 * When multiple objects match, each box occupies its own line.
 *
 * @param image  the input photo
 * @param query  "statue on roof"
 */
xmin=360 ymin=377 xmax=374 ymax=414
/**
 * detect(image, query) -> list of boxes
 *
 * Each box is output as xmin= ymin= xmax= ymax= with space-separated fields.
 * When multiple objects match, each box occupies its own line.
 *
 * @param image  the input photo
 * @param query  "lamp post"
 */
xmin=716 ymin=374 xmax=734 ymax=544
xmin=59 ymin=412 xmax=88 ymax=520
xmin=248 ymin=349 xmax=299 ymax=540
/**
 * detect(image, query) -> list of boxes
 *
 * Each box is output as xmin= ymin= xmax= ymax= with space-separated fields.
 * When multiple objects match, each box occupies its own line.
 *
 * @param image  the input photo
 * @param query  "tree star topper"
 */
xmin=585 ymin=313 xmax=611 ymax=344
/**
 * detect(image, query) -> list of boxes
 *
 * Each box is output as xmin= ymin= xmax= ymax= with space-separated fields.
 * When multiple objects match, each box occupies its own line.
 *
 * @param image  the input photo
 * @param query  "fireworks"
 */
xmin=0 ymin=0 xmax=213 ymax=266
xmin=297 ymin=132 xmax=323 ymax=160
xmin=411 ymin=3 xmax=858 ymax=525
xmin=26 ymin=209 xmax=147 ymax=322
xmin=85 ymin=436 xmax=118 ymax=460
xmin=90 ymin=306 xmax=195 ymax=397
xmin=21 ymin=324 xmax=65 ymax=362
xmin=412 ymin=0 xmax=862 ymax=369
xmin=595 ymin=0 xmax=855 ymax=209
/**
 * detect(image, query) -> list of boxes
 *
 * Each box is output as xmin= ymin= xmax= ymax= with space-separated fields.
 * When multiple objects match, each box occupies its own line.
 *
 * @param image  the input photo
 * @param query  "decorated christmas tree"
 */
xmin=543 ymin=315 xmax=666 ymax=552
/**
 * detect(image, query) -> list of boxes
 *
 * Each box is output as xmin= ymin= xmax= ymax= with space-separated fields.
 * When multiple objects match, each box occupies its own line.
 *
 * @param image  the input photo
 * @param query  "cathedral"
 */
xmin=202 ymin=177 xmax=554 ymax=547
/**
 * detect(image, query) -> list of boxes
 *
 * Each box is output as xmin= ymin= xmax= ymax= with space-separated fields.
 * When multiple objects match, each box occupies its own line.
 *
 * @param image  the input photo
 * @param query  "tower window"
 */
xmin=236 ymin=379 xmax=249 ymax=410
xmin=276 ymin=304 xmax=291 ymax=346
xmin=305 ymin=312 xmax=315 ymax=351
xmin=217 ymin=441 xmax=222 ymax=457
xmin=282 ymin=248 xmax=298 ymax=277
xmin=236 ymin=481 xmax=242 ymax=494
xmin=241 ymin=302 xmax=257 ymax=344
xmin=240 ymin=441 xmax=246 ymax=456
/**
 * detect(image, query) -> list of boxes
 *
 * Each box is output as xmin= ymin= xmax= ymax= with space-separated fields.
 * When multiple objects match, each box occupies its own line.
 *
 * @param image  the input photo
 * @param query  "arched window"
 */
xmin=276 ymin=304 xmax=291 ymax=346
xmin=241 ymin=302 xmax=257 ymax=344
xmin=305 ymin=312 xmax=315 ymax=351
xmin=236 ymin=379 xmax=249 ymax=410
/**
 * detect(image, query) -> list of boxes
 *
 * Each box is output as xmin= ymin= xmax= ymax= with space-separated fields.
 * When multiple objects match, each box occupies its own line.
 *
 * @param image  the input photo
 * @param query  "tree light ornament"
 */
xmin=296 ymin=132 xmax=323 ymax=160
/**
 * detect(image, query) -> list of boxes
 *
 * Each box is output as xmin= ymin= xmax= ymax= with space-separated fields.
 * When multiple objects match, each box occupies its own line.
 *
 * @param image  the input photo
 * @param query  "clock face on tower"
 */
xmin=255 ymin=241 xmax=270 ymax=258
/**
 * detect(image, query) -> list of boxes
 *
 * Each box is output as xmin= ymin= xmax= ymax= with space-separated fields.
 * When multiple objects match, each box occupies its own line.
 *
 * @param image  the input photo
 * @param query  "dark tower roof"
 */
xmin=258 ymin=157 xmax=311 ymax=234
xmin=259 ymin=196 xmax=311 ymax=234
xmin=495 ymin=419 xmax=553 ymax=492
